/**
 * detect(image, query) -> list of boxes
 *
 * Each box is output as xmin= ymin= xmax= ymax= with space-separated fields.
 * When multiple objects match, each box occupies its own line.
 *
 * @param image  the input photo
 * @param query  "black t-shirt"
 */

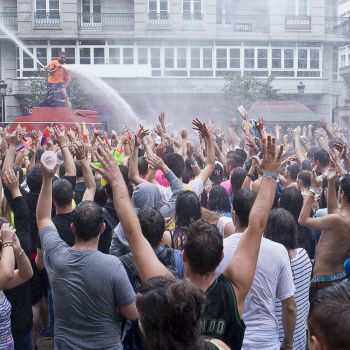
xmin=38 ymin=212 xmax=75 ymax=249
xmin=74 ymin=181 xmax=86 ymax=205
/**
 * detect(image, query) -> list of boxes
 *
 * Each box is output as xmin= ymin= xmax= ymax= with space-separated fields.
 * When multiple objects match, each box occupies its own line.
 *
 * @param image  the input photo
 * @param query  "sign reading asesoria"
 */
xmin=285 ymin=16 xmax=311 ymax=31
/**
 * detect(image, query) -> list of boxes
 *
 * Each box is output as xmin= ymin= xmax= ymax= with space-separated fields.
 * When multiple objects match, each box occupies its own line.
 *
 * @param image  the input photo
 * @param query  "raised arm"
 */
xmin=54 ymin=125 xmax=76 ymax=177
xmin=95 ymin=147 xmax=171 ymax=282
xmin=128 ymin=127 xmax=149 ymax=185
xmin=3 ymin=129 xmax=22 ymax=172
xmin=0 ymin=224 xmax=16 ymax=290
xmin=192 ymin=119 xmax=215 ymax=184
xmin=327 ymin=164 xmax=339 ymax=214
xmin=36 ymin=161 xmax=57 ymax=232
xmin=74 ymin=141 xmax=96 ymax=201
xmin=223 ymin=136 xmax=283 ymax=314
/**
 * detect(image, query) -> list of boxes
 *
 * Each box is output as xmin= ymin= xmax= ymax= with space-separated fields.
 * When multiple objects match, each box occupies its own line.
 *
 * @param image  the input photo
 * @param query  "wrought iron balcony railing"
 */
xmin=78 ymin=13 xmax=134 ymax=31
xmin=0 ymin=12 xmax=17 ymax=29
xmin=148 ymin=12 xmax=170 ymax=29
xmin=325 ymin=17 xmax=350 ymax=35
xmin=216 ymin=15 xmax=269 ymax=33
xmin=34 ymin=12 xmax=61 ymax=28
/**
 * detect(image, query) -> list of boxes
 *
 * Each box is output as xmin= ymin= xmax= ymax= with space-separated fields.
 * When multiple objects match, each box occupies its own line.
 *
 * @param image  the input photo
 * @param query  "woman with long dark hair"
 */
xmin=265 ymin=208 xmax=312 ymax=350
xmin=136 ymin=276 xmax=229 ymax=350
xmin=208 ymin=185 xmax=232 ymax=217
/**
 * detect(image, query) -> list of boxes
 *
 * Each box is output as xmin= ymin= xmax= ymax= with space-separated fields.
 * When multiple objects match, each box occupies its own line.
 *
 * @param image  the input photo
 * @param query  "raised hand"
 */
xmin=135 ymin=125 xmax=149 ymax=147
xmin=53 ymin=125 xmax=66 ymax=147
xmin=74 ymin=141 xmax=86 ymax=160
xmin=94 ymin=146 xmax=119 ymax=185
xmin=7 ymin=130 xmax=22 ymax=147
xmin=320 ymin=118 xmax=328 ymax=130
xmin=252 ymin=135 xmax=283 ymax=175
xmin=327 ymin=161 xmax=338 ymax=181
xmin=256 ymin=114 xmax=266 ymax=138
xmin=192 ymin=118 xmax=210 ymax=139
xmin=146 ymin=154 xmax=166 ymax=171
xmin=310 ymin=166 xmax=321 ymax=189
xmin=2 ymin=169 xmax=19 ymax=192
xmin=0 ymin=223 xmax=16 ymax=243
xmin=180 ymin=129 xmax=188 ymax=140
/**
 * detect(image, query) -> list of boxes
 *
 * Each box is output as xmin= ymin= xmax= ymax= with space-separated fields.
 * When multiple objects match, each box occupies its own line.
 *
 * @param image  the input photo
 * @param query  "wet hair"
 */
xmin=184 ymin=220 xmax=223 ymax=275
xmin=314 ymin=149 xmax=330 ymax=168
xmin=175 ymin=191 xmax=201 ymax=228
xmin=308 ymin=282 xmax=350 ymax=350
xmin=340 ymin=174 xmax=350 ymax=205
xmin=138 ymin=207 xmax=165 ymax=248
xmin=27 ymin=164 xmax=43 ymax=194
xmin=319 ymin=175 xmax=340 ymax=209
xmin=287 ymin=163 xmax=300 ymax=181
xmin=73 ymin=200 xmax=104 ymax=242
xmin=208 ymin=185 xmax=231 ymax=212
xmin=164 ymin=153 xmax=185 ymax=178
xmin=301 ymin=160 xmax=313 ymax=171
xmin=105 ymin=165 xmax=133 ymax=199
xmin=230 ymin=167 xmax=248 ymax=196
xmin=74 ymin=160 xmax=83 ymax=178
xmin=138 ymin=157 xmax=148 ymax=177
xmin=232 ymin=189 xmax=257 ymax=228
xmin=298 ymin=170 xmax=311 ymax=188
xmin=279 ymin=187 xmax=303 ymax=223
xmin=265 ymin=208 xmax=297 ymax=250
xmin=307 ymin=146 xmax=321 ymax=161
xmin=35 ymin=149 xmax=45 ymax=164
xmin=52 ymin=179 xmax=73 ymax=207
xmin=59 ymin=51 xmax=66 ymax=56
xmin=136 ymin=276 xmax=207 ymax=350
xmin=226 ymin=154 xmax=245 ymax=169
xmin=233 ymin=148 xmax=247 ymax=163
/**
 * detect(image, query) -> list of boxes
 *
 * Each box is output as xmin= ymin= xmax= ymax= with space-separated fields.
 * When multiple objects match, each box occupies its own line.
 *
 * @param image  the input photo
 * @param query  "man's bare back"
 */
xmin=314 ymin=211 xmax=350 ymax=277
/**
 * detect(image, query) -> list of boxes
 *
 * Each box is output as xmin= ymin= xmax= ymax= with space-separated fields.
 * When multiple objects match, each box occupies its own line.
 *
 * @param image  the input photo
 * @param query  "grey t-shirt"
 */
xmin=40 ymin=225 xmax=136 ymax=350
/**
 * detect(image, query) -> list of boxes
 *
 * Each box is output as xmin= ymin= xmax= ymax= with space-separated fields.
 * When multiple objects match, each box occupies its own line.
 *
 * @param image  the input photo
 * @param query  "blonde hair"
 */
xmin=201 ymin=207 xmax=219 ymax=225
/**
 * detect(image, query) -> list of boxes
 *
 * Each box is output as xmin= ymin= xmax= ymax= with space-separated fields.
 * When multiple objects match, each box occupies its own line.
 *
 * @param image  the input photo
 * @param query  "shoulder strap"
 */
xmin=102 ymin=207 xmax=118 ymax=229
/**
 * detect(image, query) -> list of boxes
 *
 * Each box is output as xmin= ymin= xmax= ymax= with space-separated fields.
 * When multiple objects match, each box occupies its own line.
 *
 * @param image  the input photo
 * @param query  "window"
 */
xmin=82 ymin=0 xmax=101 ymax=23
xmin=149 ymin=0 xmax=168 ymax=19
xmin=203 ymin=48 xmax=212 ymax=68
xmin=138 ymin=48 xmax=148 ymax=64
xmin=310 ymin=49 xmax=319 ymax=69
xmin=94 ymin=48 xmax=104 ymax=64
xmin=257 ymin=49 xmax=268 ymax=69
xmin=216 ymin=48 xmax=227 ymax=68
xmin=123 ymin=48 xmax=134 ymax=64
xmin=340 ymin=55 xmax=346 ymax=67
xmin=183 ymin=0 xmax=202 ymax=19
xmin=80 ymin=48 xmax=91 ymax=64
xmin=177 ymin=48 xmax=187 ymax=68
xmin=151 ymin=48 xmax=161 ymax=68
xmin=287 ymin=0 xmax=308 ymax=16
xmin=298 ymin=49 xmax=308 ymax=69
xmin=109 ymin=48 xmax=120 ymax=64
xmin=36 ymin=48 xmax=47 ymax=67
xmin=216 ymin=0 xmax=232 ymax=24
xmin=284 ymin=49 xmax=294 ymax=68
xmin=244 ymin=49 xmax=255 ymax=69
xmin=164 ymin=48 xmax=174 ymax=68
xmin=272 ymin=49 xmax=282 ymax=68
xmin=23 ymin=49 xmax=34 ymax=68
xmin=229 ymin=48 xmax=240 ymax=69
xmin=191 ymin=48 xmax=200 ymax=68
xmin=36 ymin=0 xmax=60 ymax=18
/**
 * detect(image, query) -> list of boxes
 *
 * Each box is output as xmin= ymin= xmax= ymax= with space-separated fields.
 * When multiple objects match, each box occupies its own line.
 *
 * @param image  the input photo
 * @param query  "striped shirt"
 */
xmin=0 ymin=292 xmax=14 ymax=350
xmin=275 ymin=248 xmax=312 ymax=350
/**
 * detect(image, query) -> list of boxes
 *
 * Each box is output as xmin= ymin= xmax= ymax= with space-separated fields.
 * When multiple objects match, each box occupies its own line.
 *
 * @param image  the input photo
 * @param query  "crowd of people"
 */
xmin=0 ymin=111 xmax=349 ymax=350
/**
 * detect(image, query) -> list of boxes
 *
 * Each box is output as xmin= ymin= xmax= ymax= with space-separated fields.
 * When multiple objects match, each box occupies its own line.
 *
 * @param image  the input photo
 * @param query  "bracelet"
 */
xmin=15 ymin=248 xmax=25 ymax=259
xmin=246 ymin=173 xmax=254 ymax=180
xmin=77 ymin=156 xmax=86 ymax=161
xmin=2 ymin=242 xmax=14 ymax=249
xmin=282 ymin=339 xmax=294 ymax=349
xmin=60 ymin=145 xmax=68 ymax=149
xmin=262 ymin=172 xmax=278 ymax=180
xmin=308 ymin=189 xmax=316 ymax=198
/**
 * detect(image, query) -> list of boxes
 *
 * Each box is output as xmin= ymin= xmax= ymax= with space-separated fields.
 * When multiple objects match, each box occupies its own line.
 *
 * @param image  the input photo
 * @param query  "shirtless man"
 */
xmin=299 ymin=165 xmax=350 ymax=300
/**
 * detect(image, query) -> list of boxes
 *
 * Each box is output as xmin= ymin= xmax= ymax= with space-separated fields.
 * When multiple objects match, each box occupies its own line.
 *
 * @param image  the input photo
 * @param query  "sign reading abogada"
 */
xmin=285 ymin=16 xmax=311 ymax=31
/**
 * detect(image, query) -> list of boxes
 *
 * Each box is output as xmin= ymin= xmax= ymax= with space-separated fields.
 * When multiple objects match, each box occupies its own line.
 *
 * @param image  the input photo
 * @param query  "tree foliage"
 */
xmin=224 ymin=74 xmax=282 ymax=112
xmin=24 ymin=71 xmax=95 ymax=111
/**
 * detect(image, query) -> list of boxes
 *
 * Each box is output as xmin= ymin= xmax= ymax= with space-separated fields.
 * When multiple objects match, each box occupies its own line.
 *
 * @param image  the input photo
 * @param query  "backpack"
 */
xmin=102 ymin=207 xmax=119 ymax=229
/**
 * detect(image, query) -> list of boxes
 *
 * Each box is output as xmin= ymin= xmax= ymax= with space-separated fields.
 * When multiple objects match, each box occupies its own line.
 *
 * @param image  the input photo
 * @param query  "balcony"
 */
xmin=0 ymin=12 xmax=17 ymax=30
xmin=78 ymin=13 xmax=134 ymax=31
xmin=325 ymin=17 xmax=350 ymax=35
xmin=216 ymin=15 xmax=268 ymax=33
xmin=148 ymin=13 xmax=169 ymax=30
xmin=182 ymin=13 xmax=203 ymax=30
xmin=34 ymin=12 xmax=61 ymax=29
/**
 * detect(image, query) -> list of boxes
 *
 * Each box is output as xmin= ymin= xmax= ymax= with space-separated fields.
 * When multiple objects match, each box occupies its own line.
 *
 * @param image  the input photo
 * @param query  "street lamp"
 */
xmin=297 ymin=81 xmax=305 ymax=100
xmin=0 ymin=80 xmax=8 ymax=123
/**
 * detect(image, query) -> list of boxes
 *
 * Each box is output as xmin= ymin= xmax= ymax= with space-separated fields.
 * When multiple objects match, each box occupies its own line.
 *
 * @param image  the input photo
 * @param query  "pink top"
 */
xmin=220 ymin=179 xmax=232 ymax=195
xmin=154 ymin=169 xmax=169 ymax=187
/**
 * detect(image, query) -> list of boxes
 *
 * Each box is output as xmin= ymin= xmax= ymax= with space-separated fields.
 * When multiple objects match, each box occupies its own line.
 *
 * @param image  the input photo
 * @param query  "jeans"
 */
xmin=13 ymin=331 xmax=32 ymax=350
